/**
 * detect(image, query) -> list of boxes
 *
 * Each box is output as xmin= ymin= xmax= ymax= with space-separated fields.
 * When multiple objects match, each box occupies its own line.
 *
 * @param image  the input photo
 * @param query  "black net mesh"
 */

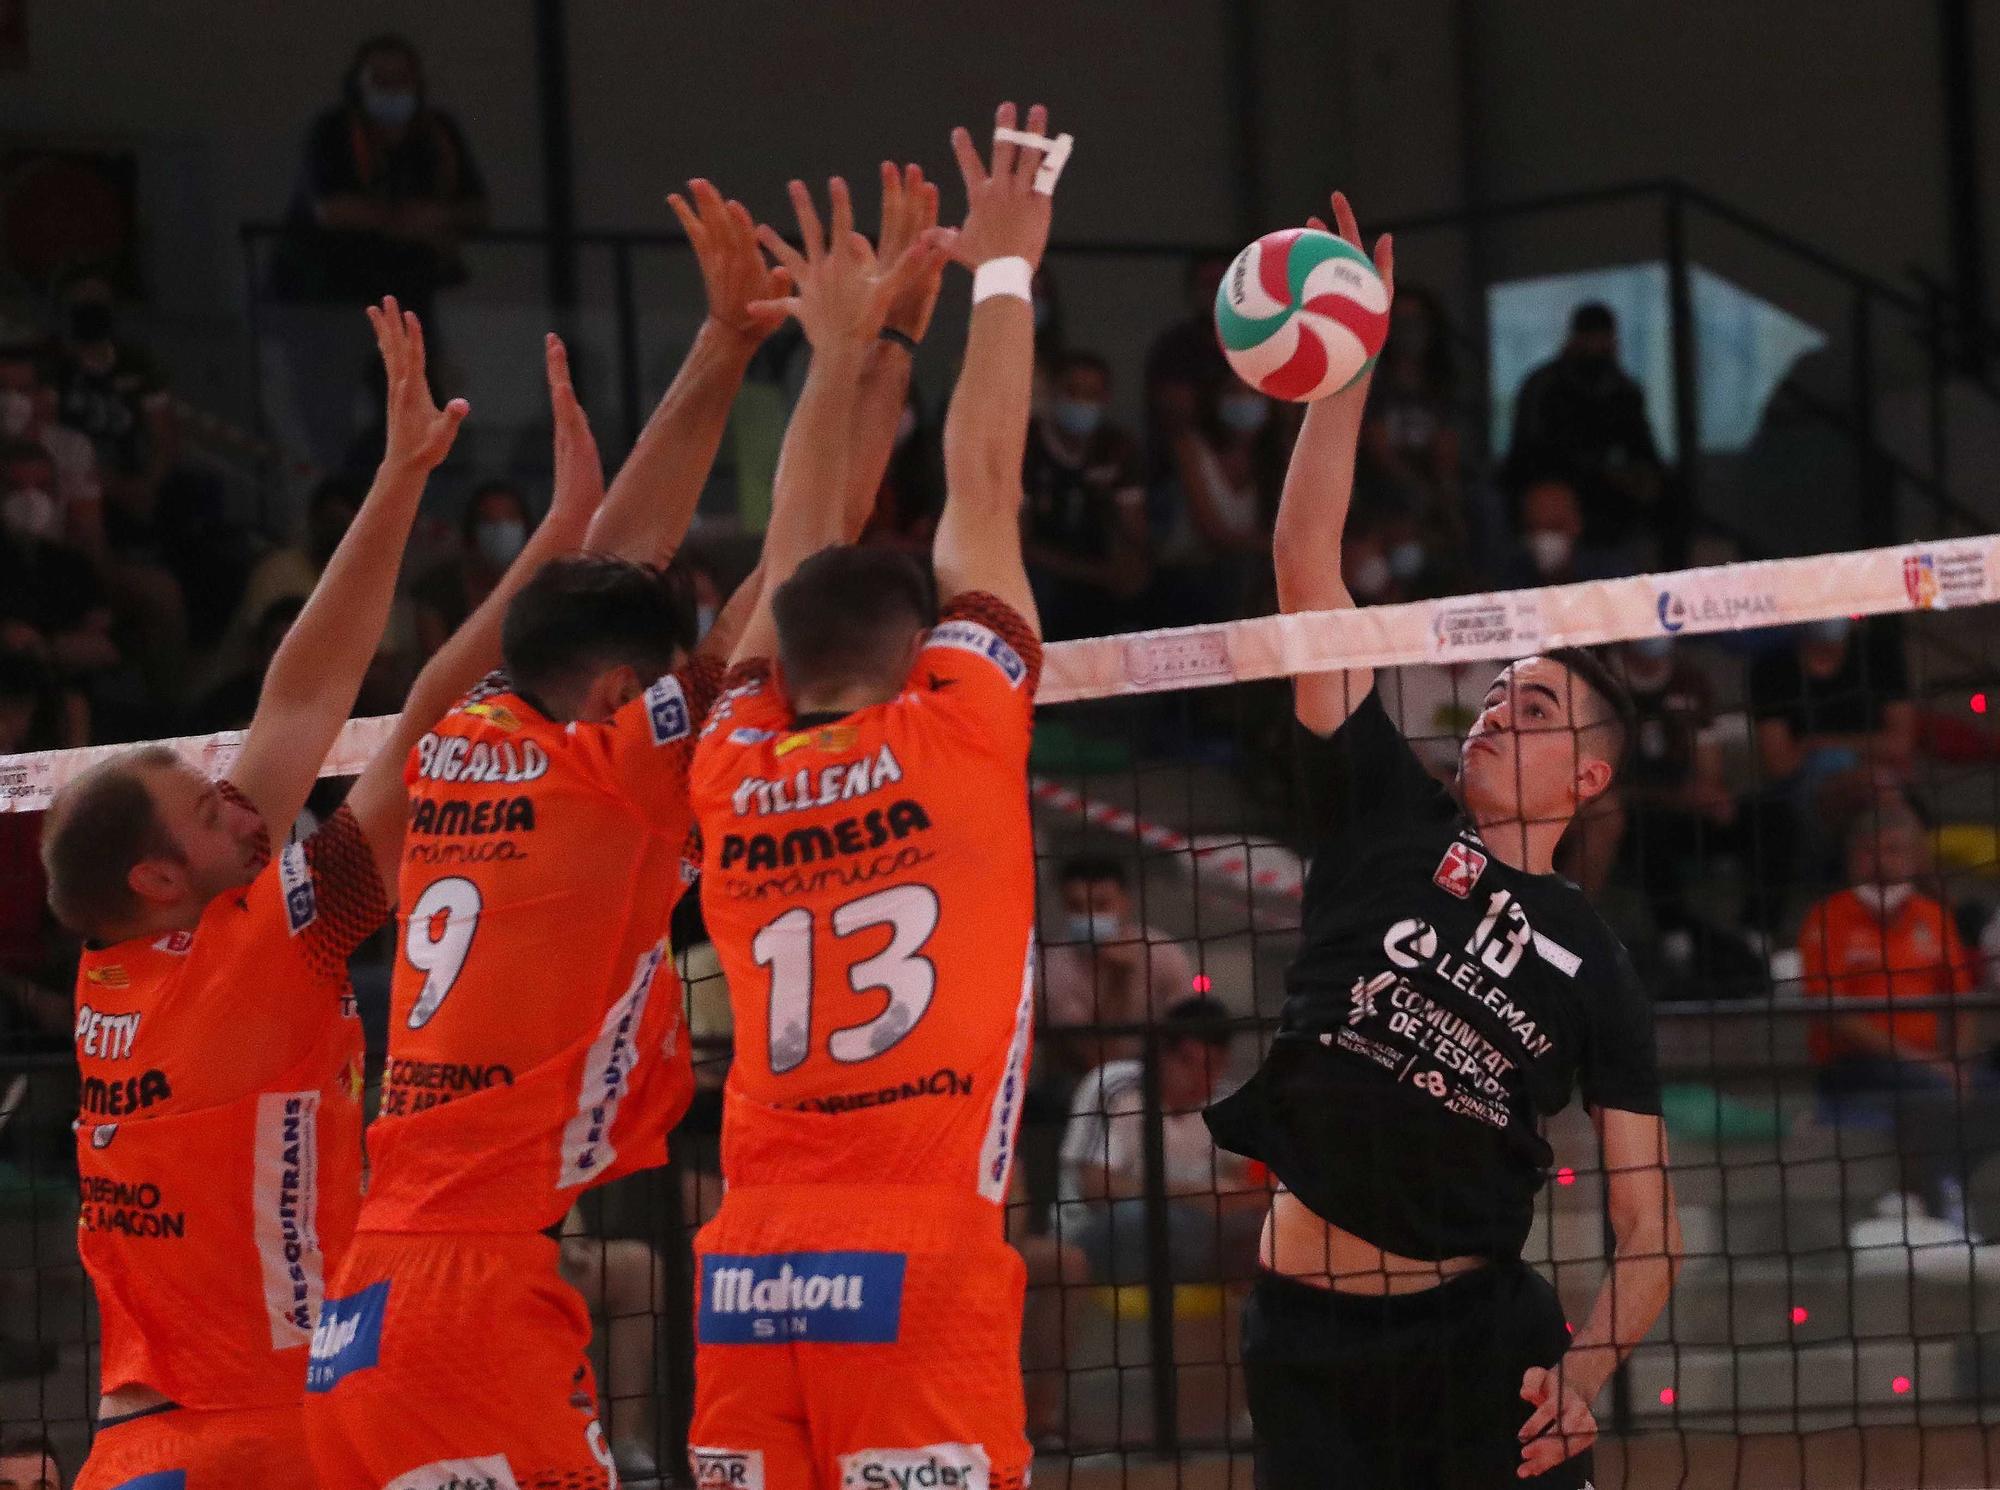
xmin=6 ymin=579 xmax=2000 ymax=1489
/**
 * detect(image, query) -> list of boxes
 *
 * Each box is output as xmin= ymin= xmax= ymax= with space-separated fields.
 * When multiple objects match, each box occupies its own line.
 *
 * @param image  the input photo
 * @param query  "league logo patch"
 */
xmin=306 ymin=1279 xmax=389 ymax=1393
xmin=278 ymin=841 xmax=317 ymax=935
xmin=699 ymin=1250 xmax=905 ymax=1344
xmin=1433 ymin=840 xmax=1487 ymax=899
xmin=151 ymin=930 xmax=194 ymax=955
xmin=647 ymin=676 xmax=692 ymax=744
xmin=926 ymin=620 xmax=1027 ymax=687
xmin=107 ymin=1474 xmax=187 ymax=1490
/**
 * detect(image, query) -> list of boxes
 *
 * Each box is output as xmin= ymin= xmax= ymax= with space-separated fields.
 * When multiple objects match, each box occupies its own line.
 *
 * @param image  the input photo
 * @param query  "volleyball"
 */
xmin=1214 ymin=227 xmax=1391 ymax=401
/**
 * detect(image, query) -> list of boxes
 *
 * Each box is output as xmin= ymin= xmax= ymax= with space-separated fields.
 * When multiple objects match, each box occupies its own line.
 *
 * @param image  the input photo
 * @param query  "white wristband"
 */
xmin=972 ymin=256 xmax=1034 ymax=306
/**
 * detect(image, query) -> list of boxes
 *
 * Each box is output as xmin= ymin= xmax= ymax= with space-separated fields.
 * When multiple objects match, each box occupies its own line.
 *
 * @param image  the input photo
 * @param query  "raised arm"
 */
xmin=1275 ymin=192 xmax=1395 ymax=739
xmin=229 ymin=298 xmax=465 ymax=842
xmin=583 ymin=180 xmax=790 ymax=565
xmin=729 ymin=177 xmax=949 ymax=668
xmin=342 ymin=333 xmax=606 ymax=888
xmin=843 ymin=163 xmax=952 ymax=536
xmin=934 ymin=102 xmax=1066 ymax=628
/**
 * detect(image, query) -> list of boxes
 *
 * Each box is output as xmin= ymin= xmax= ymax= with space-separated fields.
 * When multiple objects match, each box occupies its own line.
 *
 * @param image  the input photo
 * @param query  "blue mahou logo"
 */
xmin=306 ymin=1279 xmax=390 ymax=1392
xmin=698 ymin=1250 xmax=905 ymax=1344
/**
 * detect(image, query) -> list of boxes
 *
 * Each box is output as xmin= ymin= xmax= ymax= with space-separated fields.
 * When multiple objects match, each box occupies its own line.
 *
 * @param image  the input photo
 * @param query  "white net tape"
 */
xmin=1 ymin=535 xmax=1990 ymax=815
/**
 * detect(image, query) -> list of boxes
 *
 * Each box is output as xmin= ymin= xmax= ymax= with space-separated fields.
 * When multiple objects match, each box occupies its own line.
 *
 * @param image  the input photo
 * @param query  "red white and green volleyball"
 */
xmin=1214 ymin=228 xmax=1390 ymax=401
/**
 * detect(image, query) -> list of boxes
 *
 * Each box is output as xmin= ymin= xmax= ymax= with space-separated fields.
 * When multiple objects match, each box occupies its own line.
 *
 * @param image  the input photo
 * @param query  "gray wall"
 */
xmin=6 ymin=1 xmax=1988 ymax=431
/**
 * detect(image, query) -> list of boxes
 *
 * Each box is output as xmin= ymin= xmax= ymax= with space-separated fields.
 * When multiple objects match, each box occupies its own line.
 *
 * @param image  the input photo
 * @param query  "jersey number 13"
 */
xmin=751 ymin=884 xmax=941 ymax=1075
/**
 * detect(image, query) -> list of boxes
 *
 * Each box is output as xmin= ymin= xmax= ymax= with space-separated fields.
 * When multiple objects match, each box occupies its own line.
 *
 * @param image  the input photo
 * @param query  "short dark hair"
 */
xmin=771 ymin=546 xmax=933 ymax=698
xmin=1570 ymin=301 xmax=1616 ymax=336
xmin=1161 ymin=994 xmax=1234 ymax=1050
xmin=43 ymin=745 xmax=186 ymax=938
xmin=1058 ymin=854 xmax=1127 ymax=890
xmin=500 ymin=554 xmax=695 ymax=714
xmin=1542 ymin=645 xmax=1636 ymax=776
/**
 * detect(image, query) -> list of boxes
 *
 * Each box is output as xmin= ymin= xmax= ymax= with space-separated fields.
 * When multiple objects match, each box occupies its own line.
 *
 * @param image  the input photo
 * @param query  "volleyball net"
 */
xmin=6 ymin=534 xmax=2000 ymax=1487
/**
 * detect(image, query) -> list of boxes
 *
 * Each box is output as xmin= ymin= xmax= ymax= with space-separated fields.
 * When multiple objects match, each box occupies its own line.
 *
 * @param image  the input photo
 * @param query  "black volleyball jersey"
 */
xmin=1206 ymin=690 xmax=1660 ymax=1262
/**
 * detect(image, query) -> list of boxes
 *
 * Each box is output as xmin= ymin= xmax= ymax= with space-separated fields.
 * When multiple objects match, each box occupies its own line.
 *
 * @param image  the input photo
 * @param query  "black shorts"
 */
xmin=1242 ymin=1263 xmax=1592 ymax=1490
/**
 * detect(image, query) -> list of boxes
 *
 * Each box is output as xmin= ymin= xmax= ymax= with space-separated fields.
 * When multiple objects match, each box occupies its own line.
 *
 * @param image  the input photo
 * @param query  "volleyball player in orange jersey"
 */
xmin=43 ymin=301 xmax=604 ymax=1490
xmin=688 ymin=105 xmax=1064 ymax=1490
xmin=300 ymin=178 xmax=948 ymax=1490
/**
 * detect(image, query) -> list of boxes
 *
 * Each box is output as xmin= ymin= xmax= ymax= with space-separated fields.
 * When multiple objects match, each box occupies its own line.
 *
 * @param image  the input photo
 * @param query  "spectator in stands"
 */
xmin=270 ymin=33 xmax=489 ymax=467
xmin=1006 ymin=1164 xmax=1089 ymax=1448
xmin=53 ymin=274 xmax=173 ymax=526
xmin=410 ymin=479 xmax=535 ymax=661
xmin=1023 ymin=350 xmax=1150 ymax=639
xmin=857 ymin=390 xmax=944 ymax=553
xmin=186 ymin=596 xmax=304 ymax=736
xmin=210 ymin=472 xmax=408 ymax=717
xmin=0 ymin=1433 xmax=61 ymax=1489
xmin=1503 ymin=302 xmax=1665 ymax=554
xmin=1039 ymin=855 xmax=1199 ymax=1085
xmin=49 ymin=282 xmax=200 ymax=687
xmin=1358 ymin=286 xmax=1462 ymax=542
xmin=0 ymin=442 xmax=119 ymax=688
xmin=0 ymin=342 xmax=102 ymax=559
xmin=1151 ymin=380 xmax=1290 ymax=625
xmin=1145 ymin=252 xmax=1233 ymax=478
xmin=1057 ymin=996 xmax=1265 ymax=1284
xmin=1747 ymin=617 xmax=1915 ymax=932
xmin=1499 ymin=476 xmax=1632 ymax=590
xmin=1608 ymin=637 xmax=1760 ymax=980
xmin=558 ymin=1208 xmax=666 ymax=1484
xmin=1802 ymin=806 xmax=1981 ymax=1238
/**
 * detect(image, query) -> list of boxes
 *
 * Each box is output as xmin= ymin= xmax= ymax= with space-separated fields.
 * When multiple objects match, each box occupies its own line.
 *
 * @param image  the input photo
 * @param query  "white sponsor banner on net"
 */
xmin=2 ymin=537 xmax=1993 ymax=812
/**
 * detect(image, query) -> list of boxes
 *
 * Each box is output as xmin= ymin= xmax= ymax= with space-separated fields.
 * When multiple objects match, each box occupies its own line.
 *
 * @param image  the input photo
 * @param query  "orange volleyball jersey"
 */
xmin=691 ymin=594 xmax=1041 ymax=1208
xmin=71 ymin=792 xmax=378 ymax=1409
xmin=357 ymin=661 xmax=721 ymax=1234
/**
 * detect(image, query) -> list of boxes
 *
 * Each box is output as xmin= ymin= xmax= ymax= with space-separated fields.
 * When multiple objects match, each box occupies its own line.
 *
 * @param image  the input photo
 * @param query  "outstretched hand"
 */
xmin=370 ymin=295 xmax=468 ymax=472
xmin=1516 ymin=1366 xmax=1597 ymax=1478
xmin=669 ymin=179 xmax=793 ymax=345
xmin=1308 ymin=190 xmax=1396 ymax=300
xmin=948 ymin=101 xmax=1059 ymax=270
xmin=752 ymin=176 xmax=954 ymax=349
xmin=543 ymin=333 xmax=604 ymax=525
xmin=876 ymin=162 xmax=949 ymax=344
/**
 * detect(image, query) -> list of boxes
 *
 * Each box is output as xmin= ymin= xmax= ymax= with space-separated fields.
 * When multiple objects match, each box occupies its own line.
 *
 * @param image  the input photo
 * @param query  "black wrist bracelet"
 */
xmin=878 ymin=326 xmax=918 ymax=353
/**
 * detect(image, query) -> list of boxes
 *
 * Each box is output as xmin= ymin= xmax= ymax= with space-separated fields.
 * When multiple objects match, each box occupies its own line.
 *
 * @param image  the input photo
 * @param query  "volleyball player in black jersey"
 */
xmin=1207 ymin=194 xmax=1682 ymax=1489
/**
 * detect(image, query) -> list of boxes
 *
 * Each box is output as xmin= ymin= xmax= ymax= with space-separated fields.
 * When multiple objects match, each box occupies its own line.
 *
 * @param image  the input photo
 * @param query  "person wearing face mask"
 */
xmin=1149 ymin=375 xmax=1292 ymax=629
xmin=269 ymin=33 xmax=489 ymax=468
xmin=0 ymin=441 xmax=119 ymax=687
xmin=1801 ymin=807 xmax=1985 ymax=1241
xmin=1500 ymin=476 xmax=1632 ymax=591
xmin=0 ymin=341 xmax=102 ymax=559
xmin=1037 ymin=855 xmax=1199 ymax=1086
xmin=1503 ymin=301 xmax=1667 ymax=560
xmin=410 ymin=480 xmax=538 ymax=661
xmin=1022 ymin=350 xmax=1148 ymax=638
xmin=1358 ymin=285 xmax=1469 ymax=555
xmin=1745 ymin=615 xmax=1917 ymax=933
xmin=857 ymin=390 xmax=945 ymax=552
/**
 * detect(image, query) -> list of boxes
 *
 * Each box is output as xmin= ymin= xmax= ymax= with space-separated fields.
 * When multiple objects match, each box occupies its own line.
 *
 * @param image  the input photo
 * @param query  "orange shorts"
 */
xmin=690 ymin=1184 xmax=1030 ymax=1490
xmin=302 ymin=1231 xmax=615 ymax=1490
xmin=74 ymin=1402 xmax=302 ymax=1490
